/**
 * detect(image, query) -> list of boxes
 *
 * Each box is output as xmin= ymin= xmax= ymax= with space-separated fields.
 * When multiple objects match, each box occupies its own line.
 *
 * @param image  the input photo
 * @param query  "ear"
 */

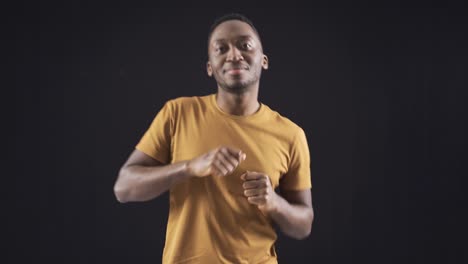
xmin=262 ymin=54 xmax=269 ymax=70
xmin=207 ymin=61 xmax=213 ymax=77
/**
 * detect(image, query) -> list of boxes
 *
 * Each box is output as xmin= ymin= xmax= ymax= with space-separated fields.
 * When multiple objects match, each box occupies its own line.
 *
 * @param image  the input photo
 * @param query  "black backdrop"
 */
xmin=10 ymin=3 xmax=467 ymax=264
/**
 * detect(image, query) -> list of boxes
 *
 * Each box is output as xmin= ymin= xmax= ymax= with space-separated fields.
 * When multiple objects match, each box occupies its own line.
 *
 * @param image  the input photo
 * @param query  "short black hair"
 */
xmin=207 ymin=13 xmax=262 ymax=46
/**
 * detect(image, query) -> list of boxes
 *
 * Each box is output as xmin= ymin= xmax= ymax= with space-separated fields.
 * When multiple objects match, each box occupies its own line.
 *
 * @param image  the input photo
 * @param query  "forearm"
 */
xmin=114 ymin=161 xmax=191 ymax=203
xmin=269 ymin=194 xmax=314 ymax=240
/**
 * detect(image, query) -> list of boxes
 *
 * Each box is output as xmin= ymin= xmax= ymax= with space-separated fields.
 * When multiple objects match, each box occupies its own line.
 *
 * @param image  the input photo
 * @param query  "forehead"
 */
xmin=210 ymin=20 xmax=260 ymax=43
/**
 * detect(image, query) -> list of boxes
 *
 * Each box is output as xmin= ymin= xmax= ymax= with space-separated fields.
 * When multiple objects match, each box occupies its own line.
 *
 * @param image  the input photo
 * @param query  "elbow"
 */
xmin=291 ymin=225 xmax=312 ymax=240
xmin=297 ymin=226 xmax=312 ymax=240
xmin=114 ymin=183 xmax=130 ymax=203
xmin=292 ymin=208 xmax=314 ymax=240
xmin=114 ymin=169 xmax=132 ymax=203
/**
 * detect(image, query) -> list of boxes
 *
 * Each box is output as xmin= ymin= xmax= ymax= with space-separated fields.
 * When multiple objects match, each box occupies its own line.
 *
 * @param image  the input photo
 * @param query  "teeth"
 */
xmin=225 ymin=67 xmax=247 ymax=72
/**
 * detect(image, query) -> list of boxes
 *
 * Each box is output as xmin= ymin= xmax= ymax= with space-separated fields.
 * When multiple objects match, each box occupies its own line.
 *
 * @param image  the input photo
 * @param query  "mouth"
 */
xmin=224 ymin=66 xmax=249 ymax=75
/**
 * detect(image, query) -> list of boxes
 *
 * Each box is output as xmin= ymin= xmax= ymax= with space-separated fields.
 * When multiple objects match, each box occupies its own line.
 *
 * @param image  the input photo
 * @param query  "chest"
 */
xmin=171 ymin=116 xmax=290 ymax=190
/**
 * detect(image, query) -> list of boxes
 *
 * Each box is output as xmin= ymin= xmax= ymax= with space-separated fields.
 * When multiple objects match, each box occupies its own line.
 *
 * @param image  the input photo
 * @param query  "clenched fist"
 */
xmin=241 ymin=171 xmax=279 ymax=215
xmin=186 ymin=146 xmax=246 ymax=178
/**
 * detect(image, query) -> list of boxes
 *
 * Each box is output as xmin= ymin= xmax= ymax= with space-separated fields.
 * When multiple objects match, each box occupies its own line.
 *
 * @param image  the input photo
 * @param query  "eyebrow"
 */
xmin=213 ymin=35 xmax=255 ymax=43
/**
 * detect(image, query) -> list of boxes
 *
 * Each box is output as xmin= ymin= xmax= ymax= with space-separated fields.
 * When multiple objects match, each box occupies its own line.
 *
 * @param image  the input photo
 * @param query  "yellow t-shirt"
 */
xmin=136 ymin=94 xmax=311 ymax=264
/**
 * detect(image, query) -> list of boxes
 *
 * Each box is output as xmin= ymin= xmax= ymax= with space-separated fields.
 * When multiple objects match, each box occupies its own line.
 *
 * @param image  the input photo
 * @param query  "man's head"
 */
xmin=206 ymin=13 xmax=269 ymax=94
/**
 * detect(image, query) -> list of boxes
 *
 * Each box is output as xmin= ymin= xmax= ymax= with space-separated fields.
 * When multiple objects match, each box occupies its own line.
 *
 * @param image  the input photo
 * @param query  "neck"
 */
xmin=216 ymin=87 xmax=260 ymax=116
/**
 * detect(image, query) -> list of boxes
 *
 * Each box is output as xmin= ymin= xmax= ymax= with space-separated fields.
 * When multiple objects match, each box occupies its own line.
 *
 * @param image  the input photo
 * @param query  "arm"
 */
xmin=241 ymin=172 xmax=314 ymax=240
xmin=269 ymin=188 xmax=314 ymax=240
xmin=113 ymin=149 xmax=191 ymax=203
xmin=114 ymin=147 xmax=246 ymax=203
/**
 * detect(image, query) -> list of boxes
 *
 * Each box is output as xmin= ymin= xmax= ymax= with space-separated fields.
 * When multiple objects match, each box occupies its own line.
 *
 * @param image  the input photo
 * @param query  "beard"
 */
xmin=214 ymin=70 xmax=261 ymax=94
xmin=219 ymin=80 xmax=251 ymax=93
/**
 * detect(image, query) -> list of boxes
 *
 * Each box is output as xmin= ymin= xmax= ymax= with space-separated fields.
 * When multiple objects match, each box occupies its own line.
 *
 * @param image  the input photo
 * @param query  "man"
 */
xmin=114 ymin=13 xmax=314 ymax=264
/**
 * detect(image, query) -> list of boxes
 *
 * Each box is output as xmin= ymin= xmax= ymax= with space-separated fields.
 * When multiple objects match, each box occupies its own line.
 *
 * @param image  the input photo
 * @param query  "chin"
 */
xmin=223 ymin=83 xmax=250 ymax=93
xmin=215 ymin=74 xmax=256 ymax=93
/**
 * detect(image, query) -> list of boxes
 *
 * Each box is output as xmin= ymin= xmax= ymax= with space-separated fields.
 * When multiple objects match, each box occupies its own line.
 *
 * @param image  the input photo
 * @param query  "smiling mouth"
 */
xmin=224 ymin=67 xmax=248 ymax=75
xmin=226 ymin=68 xmax=246 ymax=75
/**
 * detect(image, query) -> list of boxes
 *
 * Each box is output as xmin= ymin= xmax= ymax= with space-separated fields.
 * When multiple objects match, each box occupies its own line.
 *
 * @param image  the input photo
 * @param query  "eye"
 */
xmin=215 ymin=46 xmax=227 ymax=53
xmin=242 ymin=42 xmax=253 ymax=50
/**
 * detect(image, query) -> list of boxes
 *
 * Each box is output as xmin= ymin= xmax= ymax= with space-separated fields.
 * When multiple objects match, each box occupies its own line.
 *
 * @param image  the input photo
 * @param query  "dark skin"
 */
xmin=114 ymin=20 xmax=313 ymax=240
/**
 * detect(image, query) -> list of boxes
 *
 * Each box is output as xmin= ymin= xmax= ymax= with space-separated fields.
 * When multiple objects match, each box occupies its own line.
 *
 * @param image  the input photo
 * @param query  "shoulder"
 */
xmin=263 ymin=104 xmax=305 ymax=136
xmin=162 ymin=94 xmax=212 ymax=117
xmin=166 ymin=94 xmax=211 ymax=108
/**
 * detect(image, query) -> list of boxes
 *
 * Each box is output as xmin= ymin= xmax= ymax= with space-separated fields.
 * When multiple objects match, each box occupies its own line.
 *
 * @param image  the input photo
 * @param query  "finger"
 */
xmin=243 ymin=188 xmax=267 ymax=197
xmin=207 ymin=164 xmax=220 ymax=177
xmin=243 ymin=172 xmax=267 ymax=181
xmin=206 ymin=165 xmax=221 ymax=177
xmin=212 ymin=160 xmax=229 ymax=176
xmin=222 ymin=147 xmax=246 ymax=161
xmin=239 ymin=152 xmax=247 ymax=163
xmin=242 ymin=179 xmax=267 ymax=189
xmin=240 ymin=171 xmax=249 ymax=181
xmin=247 ymin=196 xmax=266 ymax=205
xmin=217 ymin=150 xmax=237 ymax=172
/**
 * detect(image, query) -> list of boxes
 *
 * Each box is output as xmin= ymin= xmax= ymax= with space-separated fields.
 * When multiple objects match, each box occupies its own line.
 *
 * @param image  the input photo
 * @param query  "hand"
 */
xmin=186 ymin=146 xmax=246 ymax=178
xmin=241 ymin=171 xmax=279 ymax=215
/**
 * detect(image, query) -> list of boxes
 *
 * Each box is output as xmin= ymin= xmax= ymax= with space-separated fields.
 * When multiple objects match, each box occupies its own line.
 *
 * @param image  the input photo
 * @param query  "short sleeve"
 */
xmin=135 ymin=101 xmax=173 ymax=164
xmin=280 ymin=128 xmax=312 ymax=190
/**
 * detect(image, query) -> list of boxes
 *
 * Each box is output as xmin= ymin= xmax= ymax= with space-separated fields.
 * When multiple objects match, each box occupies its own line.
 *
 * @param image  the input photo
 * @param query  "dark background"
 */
xmin=10 ymin=2 xmax=467 ymax=264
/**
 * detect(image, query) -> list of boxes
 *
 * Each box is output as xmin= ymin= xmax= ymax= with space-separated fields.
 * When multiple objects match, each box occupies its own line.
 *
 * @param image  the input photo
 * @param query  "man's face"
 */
xmin=207 ymin=20 xmax=268 ymax=93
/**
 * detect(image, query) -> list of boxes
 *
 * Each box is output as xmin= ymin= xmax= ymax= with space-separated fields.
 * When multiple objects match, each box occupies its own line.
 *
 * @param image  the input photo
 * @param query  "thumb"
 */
xmin=240 ymin=170 xmax=251 ymax=181
xmin=238 ymin=152 xmax=247 ymax=162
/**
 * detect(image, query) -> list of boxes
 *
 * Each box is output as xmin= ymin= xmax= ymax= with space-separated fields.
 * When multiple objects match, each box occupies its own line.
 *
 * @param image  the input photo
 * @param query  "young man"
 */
xmin=114 ymin=13 xmax=314 ymax=264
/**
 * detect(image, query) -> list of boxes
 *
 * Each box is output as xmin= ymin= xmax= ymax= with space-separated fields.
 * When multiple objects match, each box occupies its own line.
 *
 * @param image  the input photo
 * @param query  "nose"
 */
xmin=226 ymin=46 xmax=244 ymax=62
